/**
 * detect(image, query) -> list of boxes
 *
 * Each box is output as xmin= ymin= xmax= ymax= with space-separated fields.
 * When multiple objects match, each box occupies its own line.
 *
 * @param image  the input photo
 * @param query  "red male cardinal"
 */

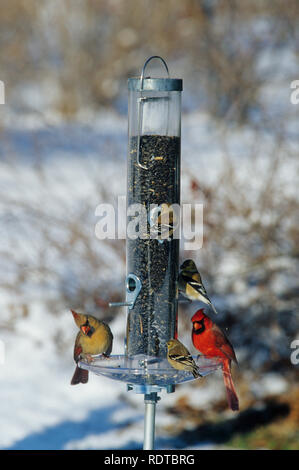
xmin=71 ymin=310 xmax=113 ymax=385
xmin=191 ymin=309 xmax=239 ymax=411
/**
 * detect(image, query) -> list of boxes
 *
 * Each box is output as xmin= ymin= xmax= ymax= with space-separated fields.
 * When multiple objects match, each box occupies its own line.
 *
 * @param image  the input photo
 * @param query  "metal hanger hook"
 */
xmin=136 ymin=56 xmax=170 ymax=170
xmin=140 ymin=55 xmax=170 ymax=89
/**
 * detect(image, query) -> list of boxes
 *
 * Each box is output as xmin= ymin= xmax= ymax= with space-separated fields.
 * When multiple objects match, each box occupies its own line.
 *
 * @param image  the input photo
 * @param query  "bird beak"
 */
xmin=80 ymin=325 xmax=88 ymax=335
xmin=81 ymin=324 xmax=94 ymax=336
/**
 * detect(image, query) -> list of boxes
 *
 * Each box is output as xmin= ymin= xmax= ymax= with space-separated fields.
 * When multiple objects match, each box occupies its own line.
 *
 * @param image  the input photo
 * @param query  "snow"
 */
xmin=0 ymin=302 xmax=122 ymax=449
xmin=250 ymin=373 xmax=289 ymax=399
xmin=0 ymin=293 xmax=227 ymax=449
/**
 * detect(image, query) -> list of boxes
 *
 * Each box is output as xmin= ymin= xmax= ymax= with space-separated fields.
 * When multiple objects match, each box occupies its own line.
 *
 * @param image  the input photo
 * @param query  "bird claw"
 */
xmin=84 ymin=354 xmax=94 ymax=363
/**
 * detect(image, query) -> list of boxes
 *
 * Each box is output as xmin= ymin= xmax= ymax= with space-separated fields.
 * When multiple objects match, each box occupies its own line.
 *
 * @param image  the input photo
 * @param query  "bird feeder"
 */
xmin=79 ymin=57 xmax=221 ymax=450
xmin=126 ymin=55 xmax=181 ymax=359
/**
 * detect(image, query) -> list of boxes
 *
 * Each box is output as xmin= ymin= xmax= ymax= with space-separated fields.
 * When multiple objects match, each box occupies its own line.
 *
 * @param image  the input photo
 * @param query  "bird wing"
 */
xmin=169 ymin=353 xmax=201 ymax=377
xmin=73 ymin=332 xmax=83 ymax=362
xmin=169 ymin=352 xmax=191 ymax=364
xmin=169 ymin=351 xmax=195 ymax=368
xmin=212 ymin=324 xmax=237 ymax=364
xmin=104 ymin=326 xmax=113 ymax=356
xmin=182 ymin=273 xmax=210 ymax=299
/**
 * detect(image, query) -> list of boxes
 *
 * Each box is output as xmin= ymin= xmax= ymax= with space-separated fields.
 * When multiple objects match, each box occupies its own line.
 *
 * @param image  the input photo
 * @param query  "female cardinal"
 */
xmin=71 ymin=310 xmax=113 ymax=385
xmin=191 ymin=309 xmax=239 ymax=411
xmin=167 ymin=338 xmax=202 ymax=378
xmin=178 ymin=259 xmax=218 ymax=314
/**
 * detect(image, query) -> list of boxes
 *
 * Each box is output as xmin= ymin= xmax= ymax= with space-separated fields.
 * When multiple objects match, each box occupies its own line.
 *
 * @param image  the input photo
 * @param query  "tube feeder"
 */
xmin=79 ymin=57 xmax=221 ymax=450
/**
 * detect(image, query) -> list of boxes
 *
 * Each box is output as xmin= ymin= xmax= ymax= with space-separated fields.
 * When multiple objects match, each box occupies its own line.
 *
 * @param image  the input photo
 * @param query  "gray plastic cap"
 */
xmin=128 ymin=77 xmax=183 ymax=92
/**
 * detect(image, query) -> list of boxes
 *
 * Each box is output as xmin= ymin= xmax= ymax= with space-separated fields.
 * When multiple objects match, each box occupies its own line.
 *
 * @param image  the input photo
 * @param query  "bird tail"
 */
xmin=71 ymin=365 xmax=89 ymax=385
xmin=192 ymin=366 xmax=202 ymax=378
xmin=201 ymin=292 xmax=218 ymax=314
xmin=210 ymin=302 xmax=218 ymax=315
xmin=222 ymin=360 xmax=239 ymax=411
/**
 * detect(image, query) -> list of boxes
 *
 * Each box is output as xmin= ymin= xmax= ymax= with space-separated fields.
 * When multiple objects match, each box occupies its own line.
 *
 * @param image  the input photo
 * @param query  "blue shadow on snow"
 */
xmin=8 ymin=403 xmax=140 ymax=450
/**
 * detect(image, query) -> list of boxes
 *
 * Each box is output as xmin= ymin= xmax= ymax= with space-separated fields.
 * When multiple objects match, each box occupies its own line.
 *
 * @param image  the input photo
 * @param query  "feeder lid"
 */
xmin=128 ymin=77 xmax=183 ymax=92
xmin=128 ymin=55 xmax=183 ymax=92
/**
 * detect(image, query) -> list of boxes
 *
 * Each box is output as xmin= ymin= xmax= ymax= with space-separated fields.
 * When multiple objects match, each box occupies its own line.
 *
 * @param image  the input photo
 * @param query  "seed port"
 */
xmin=127 ymin=275 xmax=137 ymax=292
xmin=108 ymin=274 xmax=142 ymax=310
xmin=126 ymin=274 xmax=142 ymax=310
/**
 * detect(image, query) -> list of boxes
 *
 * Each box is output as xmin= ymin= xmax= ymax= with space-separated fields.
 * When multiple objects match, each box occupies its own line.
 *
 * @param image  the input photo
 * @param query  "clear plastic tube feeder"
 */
xmin=78 ymin=57 xmax=221 ymax=450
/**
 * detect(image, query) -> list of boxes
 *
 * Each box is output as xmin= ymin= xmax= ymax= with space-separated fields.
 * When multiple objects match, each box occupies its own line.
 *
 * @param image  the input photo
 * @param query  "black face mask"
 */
xmin=81 ymin=319 xmax=95 ymax=337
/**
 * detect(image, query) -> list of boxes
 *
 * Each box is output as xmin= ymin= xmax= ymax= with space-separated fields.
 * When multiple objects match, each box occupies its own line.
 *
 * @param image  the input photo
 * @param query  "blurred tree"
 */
xmin=0 ymin=0 xmax=298 ymax=119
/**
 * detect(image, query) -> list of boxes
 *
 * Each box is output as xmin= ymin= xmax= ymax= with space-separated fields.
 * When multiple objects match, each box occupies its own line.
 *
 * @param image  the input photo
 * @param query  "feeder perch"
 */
xmin=82 ymin=56 xmax=221 ymax=450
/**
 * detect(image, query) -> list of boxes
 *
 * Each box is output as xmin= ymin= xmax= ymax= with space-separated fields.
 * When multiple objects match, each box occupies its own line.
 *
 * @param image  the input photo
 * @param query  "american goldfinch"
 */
xmin=71 ymin=310 xmax=113 ymax=385
xmin=166 ymin=338 xmax=202 ymax=378
xmin=178 ymin=259 xmax=218 ymax=314
xmin=149 ymin=203 xmax=178 ymax=241
xmin=191 ymin=309 xmax=239 ymax=411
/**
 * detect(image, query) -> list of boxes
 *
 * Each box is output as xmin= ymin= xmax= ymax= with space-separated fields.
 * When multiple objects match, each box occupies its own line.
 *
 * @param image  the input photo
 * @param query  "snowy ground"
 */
xmin=0 ymin=298 xmax=222 ymax=450
xmin=0 ymin=102 xmax=298 ymax=449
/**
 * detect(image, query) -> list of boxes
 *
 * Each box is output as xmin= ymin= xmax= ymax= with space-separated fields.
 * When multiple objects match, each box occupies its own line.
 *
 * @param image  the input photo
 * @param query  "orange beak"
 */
xmin=80 ymin=325 xmax=89 ymax=335
xmin=193 ymin=321 xmax=201 ymax=331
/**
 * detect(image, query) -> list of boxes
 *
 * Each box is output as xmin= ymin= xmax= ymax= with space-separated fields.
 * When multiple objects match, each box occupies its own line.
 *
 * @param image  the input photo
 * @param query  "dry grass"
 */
xmin=0 ymin=0 xmax=298 ymax=119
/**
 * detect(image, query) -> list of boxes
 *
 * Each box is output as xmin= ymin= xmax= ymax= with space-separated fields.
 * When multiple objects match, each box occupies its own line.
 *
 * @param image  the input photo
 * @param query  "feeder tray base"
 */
xmin=78 ymin=354 xmax=222 ymax=393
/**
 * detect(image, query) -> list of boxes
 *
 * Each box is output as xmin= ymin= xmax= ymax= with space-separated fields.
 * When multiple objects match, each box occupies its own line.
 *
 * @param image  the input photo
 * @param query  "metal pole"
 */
xmin=143 ymin=392 xmax=159 ymax=450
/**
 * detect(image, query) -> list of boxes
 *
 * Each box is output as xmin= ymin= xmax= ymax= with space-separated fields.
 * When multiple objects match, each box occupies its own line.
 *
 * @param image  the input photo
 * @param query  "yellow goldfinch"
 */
xmin=150 ymin=203 xmax=178 ymax=241
xmin=178 ymin=259 xmax=218 ymax=314
xmin=71 ymin=310 xmax=113 ymax=385
xmin=166 ymin=338 xmax=202 ymax=378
